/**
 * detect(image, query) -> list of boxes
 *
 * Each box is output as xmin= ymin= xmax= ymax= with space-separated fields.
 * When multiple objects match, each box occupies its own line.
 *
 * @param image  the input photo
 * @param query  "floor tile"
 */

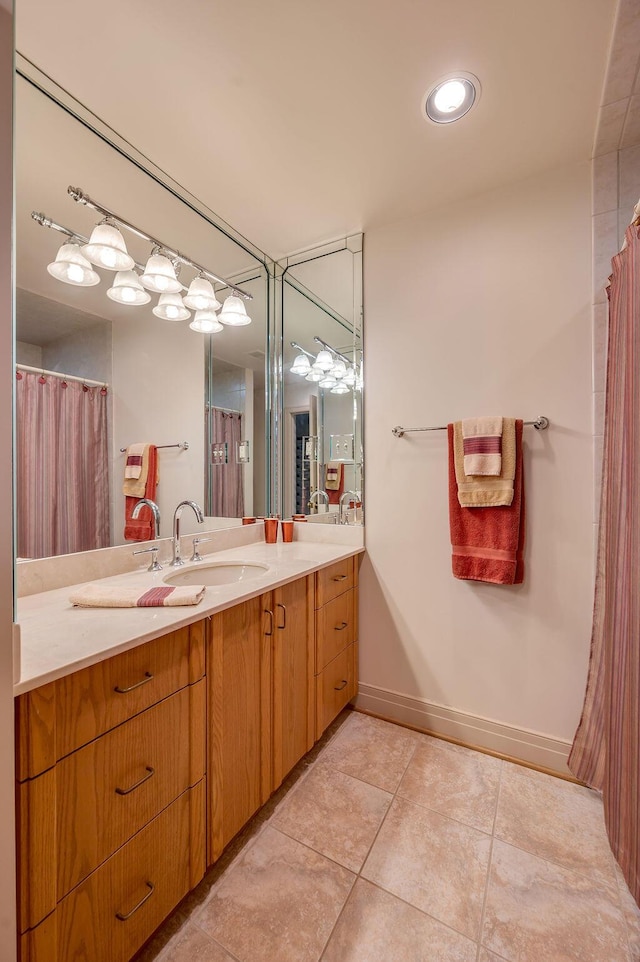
xmin=160 ymin=922 xmax=237 ymax=961
xmin=478 ymin=951 xmax=508 ymax=962
xmin=615 ymin=863 xmax=640 ymax=961
xmin=318 ymin=711 xmax=418 ymax=792
xmin=321 ymin=878 xmax=477 ymax=962
xmin=495 ymin=763 xmax=618 ymax=889
xmin=196 ymin=826 xmax=355 ymax=962
xmin=397 ymin=737 xmax=502 ymax=833
xmin=361 ymin=795 xmax=491 ymax=940
xmin=271 ymin=763 xmax=392 ymax=872
xmin=482 ymin=840 xmax=630 ymax=962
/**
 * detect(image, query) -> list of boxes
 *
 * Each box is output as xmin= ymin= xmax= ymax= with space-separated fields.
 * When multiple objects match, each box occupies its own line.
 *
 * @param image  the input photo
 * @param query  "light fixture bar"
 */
xmin=290 ymin=340 xmax=315 ymax=358
xmin=67 ymin=186 xmax=253 ymax=301
xmin=313 ymin=336 xmax=351 ymax=365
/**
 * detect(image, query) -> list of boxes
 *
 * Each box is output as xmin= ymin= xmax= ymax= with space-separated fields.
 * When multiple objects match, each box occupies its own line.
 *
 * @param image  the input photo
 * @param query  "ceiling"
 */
xmin=15 ymin=0 xmax=616 ymax=259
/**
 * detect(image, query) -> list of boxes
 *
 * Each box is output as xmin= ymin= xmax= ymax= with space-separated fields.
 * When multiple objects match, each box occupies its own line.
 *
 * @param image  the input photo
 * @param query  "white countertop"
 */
xmin=15 ymin=540 xmax=364 ymax=696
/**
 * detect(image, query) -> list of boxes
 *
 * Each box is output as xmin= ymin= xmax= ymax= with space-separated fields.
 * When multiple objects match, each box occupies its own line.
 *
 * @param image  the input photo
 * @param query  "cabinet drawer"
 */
xmin=56 ymin=680 xmax=205 ymax=898
xmin=315 ymin=642 xmax=358 ymax=739
xmin=315 ymin=557 xmax=355 ymax=608
xmin=316 ymin=589 xmax=356 ymax=672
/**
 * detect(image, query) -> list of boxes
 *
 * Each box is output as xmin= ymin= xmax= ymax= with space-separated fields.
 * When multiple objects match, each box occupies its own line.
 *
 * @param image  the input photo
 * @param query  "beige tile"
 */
xmin=362 ymin=796 xmax=491 ymax=940
xmin=592 ymin=301 xmax=608 ymax=393
xmin=614 ymin=863 xmax=640 ymax=962
xmin=318 ymin=711 xmax=418 ymax=792
xmin=619 ymin=144 xmax=640 ymax=213
xmin=593 ymin=151 xmax=619 ymax=215
xmin=483 ymin=840 xmax=630 ymax=962
xmin=603 ymin=7 xmax=640 ymax=107
xmin=271 ymin=763 xmax=392 ymax=872
xmin=595 ymin=100 xmax=628 ymax=156
xmin=622 ymin=94 xmax=640 ymax=149
xmin=495 ymin=763 xmax=618 ymax=891
xmin=196 ymin=827 xmax=354 ymax=962
xmin=322 ymin=878 xmax=477 ymax=962
xmin=161 ymin=922 xmax=237 ymax=961
xmin=397 ymin=736 xmax=501 ymax=833
xmin=478 ymin=951 xmax=508 ymax=962
xmin=593 ymin=210 xmax=619 ymax=301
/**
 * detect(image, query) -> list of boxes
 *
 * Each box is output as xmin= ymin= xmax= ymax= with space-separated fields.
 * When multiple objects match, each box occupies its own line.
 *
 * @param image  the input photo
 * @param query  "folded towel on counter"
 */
xmin=454 ymin=419 xmax=516 ymax=507
xmin=124 ymin=442 xmax=146 ymax=480
xmin=448 ymin=420 xmax=525 ymax=585
xmin=124 ymin=445 xmax=158 ymax=541
xmin=123 ymin=443 xmax=151 ymax=499
xmin=70 ymin=583 xmax=206 ymax=608
xmin=462 ymin=416 xmax=502 ymax=476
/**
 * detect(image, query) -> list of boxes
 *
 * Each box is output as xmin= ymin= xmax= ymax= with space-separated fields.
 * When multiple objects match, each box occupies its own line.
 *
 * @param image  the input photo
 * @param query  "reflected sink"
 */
xmin=163 ymin=561 xmax=269 ymax=587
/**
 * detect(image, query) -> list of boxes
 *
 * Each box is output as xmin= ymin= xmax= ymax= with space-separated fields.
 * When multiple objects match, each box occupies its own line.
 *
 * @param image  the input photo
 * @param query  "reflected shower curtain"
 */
xmin=569 ymin=219 xmax=640 ymax=906
xmin=16 ymin=372 xmax=109 ymax=558
xmin=211 ymin=408 xmax=244 ymax=518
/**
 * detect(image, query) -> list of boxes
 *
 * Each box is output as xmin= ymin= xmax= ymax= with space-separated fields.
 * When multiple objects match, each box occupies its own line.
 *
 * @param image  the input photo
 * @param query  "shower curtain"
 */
xmin=569 ymin=216 xmax=640 ymax=906
xmin=16 ymin=372 xmax=109 ymax=558
xmin=210 ymin=407 xmax=245 ymax=518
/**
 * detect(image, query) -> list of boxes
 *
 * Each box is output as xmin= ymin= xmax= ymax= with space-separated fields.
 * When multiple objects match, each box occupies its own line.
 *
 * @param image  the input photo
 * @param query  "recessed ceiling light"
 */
xmin=423 ymin=73 xmax=480 ymax=125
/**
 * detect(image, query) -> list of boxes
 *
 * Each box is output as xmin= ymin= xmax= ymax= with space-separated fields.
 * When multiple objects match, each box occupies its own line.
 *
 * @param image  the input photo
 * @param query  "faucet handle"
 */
xmin=133 ymin=544 xmax=162 ymax=572
xmin=190 ymin=537 xmax=212 ymax=562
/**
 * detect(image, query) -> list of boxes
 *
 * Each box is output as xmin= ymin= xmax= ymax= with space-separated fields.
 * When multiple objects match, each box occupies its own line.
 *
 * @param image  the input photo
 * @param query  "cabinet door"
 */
xmin=272 ymin=575 xmax=315 ymax=790
xmin=208 ymin=598 xmax=272 ymax=863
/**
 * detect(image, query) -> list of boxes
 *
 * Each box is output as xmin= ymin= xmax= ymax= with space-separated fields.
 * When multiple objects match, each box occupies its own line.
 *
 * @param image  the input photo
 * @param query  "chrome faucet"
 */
xmin=131 ymin=498 xmax=161 ymax=538
xmin=308 ymin=489 xmax=329 ymax=513
xmin=170 ymin=500 xmax=204 ymax=566
xmin=339 ymin=490 xmax=359 ymax=525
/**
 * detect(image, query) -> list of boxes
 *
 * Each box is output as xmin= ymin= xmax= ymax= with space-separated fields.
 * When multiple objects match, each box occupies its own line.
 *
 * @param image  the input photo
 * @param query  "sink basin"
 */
xmin=163 ymin=561 xmax=269 ymax=587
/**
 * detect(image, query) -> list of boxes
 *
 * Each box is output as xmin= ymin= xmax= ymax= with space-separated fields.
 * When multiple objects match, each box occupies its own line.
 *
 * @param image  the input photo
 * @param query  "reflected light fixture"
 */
xmin=305 ymin=368 xmax=324 ymax=382
xmin=315 ymin=350 xmax=334 ymax=371
xmin=140 ymin=252 xmax=182 ymax=293
xmin=219 ymin=294 xmax=252 ymax=326
xmin=107 ymin=270 xmax=151 ymax=305
xmin=189 ymin=309 xmax=224 ymax=333
xmin=183 ymin=275 xmax=222 ymax=312
xmin=47 ymin=242 xmax=100 ymax=287
xmin=153 ymin=292 xmax=191 ymax=321
xmin=331 ymin=359 xmax=347 ymax=379
xmin=318 ymin=375 xmax=337 ymax=389
xmin=82 ymin=220 xmax=134 ymax=271
xmin=290 ymin=354 xmax=312 ymax=375
xmin=331 ymin=381 xmax=350 ymax=395
xmin=423 ymin=73 xmax=479 ymax=125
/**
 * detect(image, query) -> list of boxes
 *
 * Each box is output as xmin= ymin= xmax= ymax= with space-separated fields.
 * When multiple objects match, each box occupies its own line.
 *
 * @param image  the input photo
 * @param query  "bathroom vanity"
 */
xmin=14 ymin=538 xmax=361 ymax=962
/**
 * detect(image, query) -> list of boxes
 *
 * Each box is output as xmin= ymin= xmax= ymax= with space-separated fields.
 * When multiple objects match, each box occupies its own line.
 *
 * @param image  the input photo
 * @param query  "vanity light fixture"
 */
xmin=314 ymin=350 xmax=334 ymax=372
xmin=423 ymin=72 xmax=480 ymax=125
xmin=219 ymin=294 xmax=252 ymax=327
xmin=152 ymin=292 xmax=191 ymax=321
xmin=46 ymin=242 xmax=100 ymax=287
xmin=290 ymin=354 xmax=312 ymax=375
xmin=183 ymin=275 xmax=222 ymax=312
xmin=107 ymin=270 xmax=151 ymax=305
xmin=331 ymin=381 xmax=350 ymax=395
xmin=82 ymin=220 xmax=135 ymax=271
xmin=189 ymin=309 xmax=224 ymax=333
xmin=331 ymin=358 xmax=347 ymax=379
xmin=305 ymin=368 xmax=324 ymax=382
xmin=141 ymin=251 xmax=183 ymax=294
xmin=318 ymin=375 xmax=338 ymax=389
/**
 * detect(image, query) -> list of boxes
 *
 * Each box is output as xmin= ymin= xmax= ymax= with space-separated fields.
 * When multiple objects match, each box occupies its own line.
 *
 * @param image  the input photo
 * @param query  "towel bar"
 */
xmin=119 ymin=441 xmax=190 ymax=452
xmin=392 ymin=417 xmax=549 ymax=438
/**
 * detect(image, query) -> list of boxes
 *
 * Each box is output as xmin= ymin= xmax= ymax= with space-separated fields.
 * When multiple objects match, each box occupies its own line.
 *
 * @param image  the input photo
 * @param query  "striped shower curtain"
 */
xmin=569 ymin=218 xmax=640 ymax=906
xmin=210 ymin=408 xmax=245 ymax=518
xmin=16 ymin=372 xmax=110 ymax=558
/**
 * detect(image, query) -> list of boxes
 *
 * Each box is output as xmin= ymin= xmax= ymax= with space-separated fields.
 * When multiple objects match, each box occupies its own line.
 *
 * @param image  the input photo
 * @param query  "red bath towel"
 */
xmin=448 ymin=420 xmax=525 ymax=584
xmin=124 ymin=445 xmax=158 ymax=541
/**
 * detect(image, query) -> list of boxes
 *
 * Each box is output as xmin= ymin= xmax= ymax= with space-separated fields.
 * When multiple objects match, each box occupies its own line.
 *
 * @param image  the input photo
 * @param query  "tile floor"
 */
xmin=136 ymin=710 xmax=640 ymax=962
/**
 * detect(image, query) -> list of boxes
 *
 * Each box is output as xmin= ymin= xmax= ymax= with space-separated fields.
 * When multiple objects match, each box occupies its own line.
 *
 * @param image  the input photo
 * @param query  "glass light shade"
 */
xmin=342 ymin=366 xmax=357 ymax=385
xmin=219 ymin=294 xmax=252 ymax=326
xmin=305 ymin=369 xmax=324 ymax=382
xmin=107 ymin=270 xmax=151 ymax=305
xmin=331 ymin=381 xmax=350 ymax=394
xmin=82 ymin=222 xmax=134 ymax=271
xmin=314 ymin=350 xmax=333 ymax=371
xmin=183 ymin=276 xmax=222 ymax=312
xmin=152 ymin=292 xmax=191 ymax=321
xmin=47 ymin=243 xmax=100 ymax=287
xmin=319 ymin=375 xmax=337 ymax=389
xmin=140 ymin=253 xmax=182 ymax=293
xmin=189 ymin=309 xmax=224 ymax=333
xmin=290 ymin=354 xmax=311 ymax=375
xmin=331 ymin=359 xmax=347 ymax=378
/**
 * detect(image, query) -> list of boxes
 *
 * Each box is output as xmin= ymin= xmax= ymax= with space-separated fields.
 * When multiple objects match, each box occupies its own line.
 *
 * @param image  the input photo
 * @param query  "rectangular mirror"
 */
xmin=15 ymin=66 xmax=272 ymax=558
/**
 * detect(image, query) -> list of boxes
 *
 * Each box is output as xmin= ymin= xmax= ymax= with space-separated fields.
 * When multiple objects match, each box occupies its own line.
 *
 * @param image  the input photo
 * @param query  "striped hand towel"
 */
xmin=70 ymin=583 xmax=206 ymax=607
xmin=462 ymin=417 xmax=503 ymax=475
xmin=124 ymin=442 xmax=146 ymax=480
xmin=454 ymin=419 xmax=516 ymax=507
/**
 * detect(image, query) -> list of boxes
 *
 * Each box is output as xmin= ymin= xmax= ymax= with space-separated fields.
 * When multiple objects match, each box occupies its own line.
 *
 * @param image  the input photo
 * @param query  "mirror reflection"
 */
xmin=15 ymin=74 xmax=270 ymax=559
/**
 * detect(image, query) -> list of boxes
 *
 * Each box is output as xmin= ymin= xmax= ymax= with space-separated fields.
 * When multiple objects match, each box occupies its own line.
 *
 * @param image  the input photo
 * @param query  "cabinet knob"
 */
xmin=115 ymin=881 xmax=155 ymax=921
xmin=332 ymin=574 xmax=348 ymax=582
xmin=334 ymin=621 xmax=348 ymax=631
xmin=334 ymin=679 xmax=348 ymax=691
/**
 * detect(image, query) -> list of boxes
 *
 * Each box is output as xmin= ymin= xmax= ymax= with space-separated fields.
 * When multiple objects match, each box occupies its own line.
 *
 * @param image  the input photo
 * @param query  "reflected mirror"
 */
xmin=15 ymin=68 xmax=271 ymax=559
xmin=280 ymin=237 xmax=363 ymax=523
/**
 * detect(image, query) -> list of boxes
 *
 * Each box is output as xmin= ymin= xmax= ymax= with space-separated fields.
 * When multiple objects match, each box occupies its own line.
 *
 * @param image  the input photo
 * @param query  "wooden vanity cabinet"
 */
xmin=314 ymin=557 xmax=359 ymax=739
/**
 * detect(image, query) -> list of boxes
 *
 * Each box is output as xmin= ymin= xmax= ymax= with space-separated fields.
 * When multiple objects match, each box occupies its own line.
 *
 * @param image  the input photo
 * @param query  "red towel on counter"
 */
xmin=448 ymin=420 xmax=525 ymax=585
xmin=124 ymin=445 xmax=158 ymax=541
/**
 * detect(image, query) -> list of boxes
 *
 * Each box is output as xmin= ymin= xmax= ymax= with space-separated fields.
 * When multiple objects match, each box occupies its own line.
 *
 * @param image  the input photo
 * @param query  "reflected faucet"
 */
xmin=131 ymin=498 xmax=161 ymax=539
xmin=339 ymin=490 xmax=359 ymax=525
xmin=308 ymin=489 xmax=329 ymax=513
xmin=170 ymin=500 xmax=204 ymax=566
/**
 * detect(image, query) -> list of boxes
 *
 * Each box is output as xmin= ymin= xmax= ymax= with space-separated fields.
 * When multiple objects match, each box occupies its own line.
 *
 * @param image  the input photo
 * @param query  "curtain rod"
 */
xmin=16 ymin=363 xmax=107 ymax=388
xmin=392 ymin=416 xmax=550 ymax=437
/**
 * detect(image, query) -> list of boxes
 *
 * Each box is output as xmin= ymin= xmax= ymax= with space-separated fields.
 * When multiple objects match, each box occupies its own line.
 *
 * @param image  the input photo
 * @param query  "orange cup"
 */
xmin=292 ymin=514 xmax=307 ymax=522
xmin=242 ymin=517 xmax=256 ymax=524
xmin=281 ymin=520 xmax=294 ymax=543
xmin=264 ymin=518 xmax=278 ymax=543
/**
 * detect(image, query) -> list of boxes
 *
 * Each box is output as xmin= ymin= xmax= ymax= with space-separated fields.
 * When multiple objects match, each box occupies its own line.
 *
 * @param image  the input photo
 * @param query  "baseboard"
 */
xmin=355 ymin=683 xmax=572 ymax=776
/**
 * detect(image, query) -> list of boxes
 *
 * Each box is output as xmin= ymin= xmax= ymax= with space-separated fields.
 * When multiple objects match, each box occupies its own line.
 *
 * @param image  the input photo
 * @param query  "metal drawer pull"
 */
xmin=334 ymin=679 xmax=348 ymax=691
xmin=277 ymin=603 xmax=286 ymax=630
xmin=265 ymin=608 xmax=274 ymax=636
xmin=115 ymin=766 xmax=155 ymax=796
xmin=332 ymin=574 xmax=348 ymax=582
xmin=115 ymin=881 xmax=155 ymax=921
xmin=114 ymin=671 xmax=153 ymax=694
xmin=334 ymin=621 xmax=348 ymax=631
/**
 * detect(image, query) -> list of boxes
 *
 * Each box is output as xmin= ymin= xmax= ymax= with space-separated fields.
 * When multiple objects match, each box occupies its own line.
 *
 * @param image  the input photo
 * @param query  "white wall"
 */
xmin=360 ymin=162 xmax=594 ymax=771
xmin=0 ymin=4 xmax=17 ymax=955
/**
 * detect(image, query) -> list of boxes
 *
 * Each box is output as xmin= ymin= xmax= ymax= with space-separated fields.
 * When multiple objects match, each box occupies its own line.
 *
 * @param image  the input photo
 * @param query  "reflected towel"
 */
xmin=454 ymin=419 xmax=516 ymax=507
xmin=70 ymin=583 xmax=206 ymax=607
xmin=448 ymin=420 xmax=525 ymax=585
xmin=462 ymin=416 xmax=502 ymax=476
xmin=124 ymin=442 xmax=146 ymax=480
xmin=124 ymin=445 xmax=158 ymax=541
xmin=123 ymin=443 xmax=151 ymax=499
